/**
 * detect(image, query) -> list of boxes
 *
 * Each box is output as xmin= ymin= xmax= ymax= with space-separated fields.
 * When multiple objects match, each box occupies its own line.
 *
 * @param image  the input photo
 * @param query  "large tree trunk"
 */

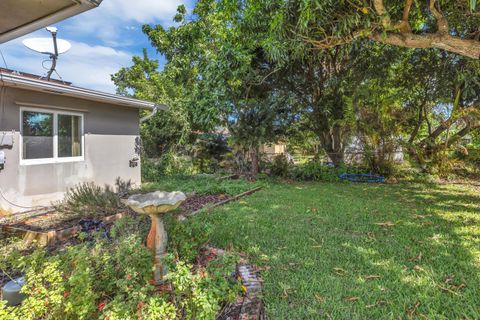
xmin=249 ymin=146 xmax=259 ymax=179
xmin=319 ymin=126 xmax=345 ymax=166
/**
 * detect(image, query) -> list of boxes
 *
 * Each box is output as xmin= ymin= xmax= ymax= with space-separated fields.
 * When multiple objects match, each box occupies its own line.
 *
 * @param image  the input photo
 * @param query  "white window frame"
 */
xmin=19 ymin=106 xmax=85 ymax=166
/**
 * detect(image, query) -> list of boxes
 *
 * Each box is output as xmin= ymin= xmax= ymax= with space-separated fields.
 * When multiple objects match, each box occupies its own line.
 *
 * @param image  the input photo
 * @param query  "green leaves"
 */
xmin=470 ymin=0 xmax=477 ymax=11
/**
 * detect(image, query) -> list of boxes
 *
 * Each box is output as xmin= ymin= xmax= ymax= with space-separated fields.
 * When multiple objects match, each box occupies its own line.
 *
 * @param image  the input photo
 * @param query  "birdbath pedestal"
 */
xmin=126 ymin=191 xmax=186 ymax=284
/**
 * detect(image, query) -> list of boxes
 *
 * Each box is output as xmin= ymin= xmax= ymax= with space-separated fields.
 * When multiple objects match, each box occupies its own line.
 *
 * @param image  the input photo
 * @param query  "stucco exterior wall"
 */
xmin=0 ymin=87 xmax=141 ymax=213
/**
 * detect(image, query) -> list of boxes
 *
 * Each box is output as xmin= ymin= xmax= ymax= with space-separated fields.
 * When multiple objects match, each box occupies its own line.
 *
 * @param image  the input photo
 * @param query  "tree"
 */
xmin=275 ymin=0 xmax=480 ymax=59
xmin=112 ymin=49 xmax=193 ymax=157
xmin=139 ymin=0 xmax=294 ymax=178
xmin=392 ymin=50 xmax=480 ymax=166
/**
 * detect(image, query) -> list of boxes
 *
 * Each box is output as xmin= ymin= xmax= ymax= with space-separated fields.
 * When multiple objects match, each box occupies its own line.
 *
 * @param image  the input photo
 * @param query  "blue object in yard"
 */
xmin=339 ymin=173 xmax=385 ymax=183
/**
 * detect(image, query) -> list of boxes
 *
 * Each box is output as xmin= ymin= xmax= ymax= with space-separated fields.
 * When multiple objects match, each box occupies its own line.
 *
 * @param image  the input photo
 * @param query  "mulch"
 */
xmin=1 ymin=193 xmax=231 ymax=233
xmin=179 ymin=193 xmax=230 ymax=213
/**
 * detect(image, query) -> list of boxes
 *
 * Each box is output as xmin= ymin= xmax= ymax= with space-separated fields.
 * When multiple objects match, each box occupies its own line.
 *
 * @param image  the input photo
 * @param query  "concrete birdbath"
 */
xmin=126 ymin=191 xmax=186 ymax=284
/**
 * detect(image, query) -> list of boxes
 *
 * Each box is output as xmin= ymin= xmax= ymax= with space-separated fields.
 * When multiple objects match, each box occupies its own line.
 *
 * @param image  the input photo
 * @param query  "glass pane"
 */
xmin=22 ymin=111 xmax=53 ymax=159
xmin=58 ymin=114 xmax=82 ymax=157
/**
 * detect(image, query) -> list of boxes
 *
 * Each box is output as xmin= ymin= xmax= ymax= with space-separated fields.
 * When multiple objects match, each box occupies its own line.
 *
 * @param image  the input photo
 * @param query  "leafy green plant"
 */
xmin=0 ymin=216 xmax=240 ymax=320
xmin=269 ymin=154 xmax=291 ymax=178
xmin=142 ymin=153 xmax=196 ymax=182
xmin=290 ymin=161 xmax=362 ymax=182
xmin=165 ymin=255 xmax=240 ymax=320
xmin=165 ymin=215 xmax=213 ymax=263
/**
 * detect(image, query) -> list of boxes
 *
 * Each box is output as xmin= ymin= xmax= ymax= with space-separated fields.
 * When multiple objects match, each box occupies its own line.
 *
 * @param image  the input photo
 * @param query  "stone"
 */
xmin=126 ymin=191 xmax=186 ymax=215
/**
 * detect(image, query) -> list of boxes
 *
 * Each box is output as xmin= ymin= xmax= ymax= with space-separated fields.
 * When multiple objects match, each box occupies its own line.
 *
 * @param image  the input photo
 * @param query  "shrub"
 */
xmin=142 ymin=153 xmax=195 ymax=182
xmin=0 ymin=216 xmax=240 ymax=320
xmin=290 ymin=161 xmax=359 ymax=181
xmin=269 ymin=154 xmax=291 ymax=178
xmin=165 ymin=215 xmax=213 ymax=263
xmin=56 ymin=182 xmax=120 ymax=217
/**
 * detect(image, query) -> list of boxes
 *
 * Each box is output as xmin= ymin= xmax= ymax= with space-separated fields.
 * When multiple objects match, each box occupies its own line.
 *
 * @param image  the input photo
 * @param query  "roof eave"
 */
xmin=0 ymin=72 xmax=166 ymax=110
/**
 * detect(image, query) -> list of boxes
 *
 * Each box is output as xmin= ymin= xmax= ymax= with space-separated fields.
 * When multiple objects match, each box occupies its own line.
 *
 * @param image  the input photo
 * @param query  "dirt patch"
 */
xmin=180 ymin=193 xmax=230 ymax=213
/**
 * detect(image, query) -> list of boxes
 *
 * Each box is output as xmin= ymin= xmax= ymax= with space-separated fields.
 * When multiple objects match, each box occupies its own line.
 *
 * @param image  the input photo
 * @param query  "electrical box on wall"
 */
xmin=0 ymin=132 xmax=14 ymax=148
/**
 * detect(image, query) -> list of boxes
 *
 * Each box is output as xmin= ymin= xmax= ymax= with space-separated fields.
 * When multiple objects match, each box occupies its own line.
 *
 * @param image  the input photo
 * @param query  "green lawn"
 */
xmin=181 ymin=181 xmax=480 ymax=319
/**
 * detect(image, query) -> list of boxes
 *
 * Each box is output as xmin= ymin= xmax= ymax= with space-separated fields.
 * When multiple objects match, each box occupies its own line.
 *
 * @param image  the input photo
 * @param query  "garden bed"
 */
xmin=0 ymin=187 xmax=261 ymax=247
xmin=1 ymin=211 xmax=129 ymax=246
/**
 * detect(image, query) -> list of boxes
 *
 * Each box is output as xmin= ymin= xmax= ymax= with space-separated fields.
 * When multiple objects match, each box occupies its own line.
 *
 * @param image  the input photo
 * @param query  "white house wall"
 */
xmin=0 ymin=87 xmax=141 ymax=213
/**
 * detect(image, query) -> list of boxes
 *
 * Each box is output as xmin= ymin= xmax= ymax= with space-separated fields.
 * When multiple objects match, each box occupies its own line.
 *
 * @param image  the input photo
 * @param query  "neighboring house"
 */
xmin=0 ymin=0 xmax=102 ymax=43
xmin=259 ymin=143 xmax=288 ymax=160
xmin=0 ymin=69 xmax=165 ymax=213
xmin=343 ymin=136 xmax=404 ymax=165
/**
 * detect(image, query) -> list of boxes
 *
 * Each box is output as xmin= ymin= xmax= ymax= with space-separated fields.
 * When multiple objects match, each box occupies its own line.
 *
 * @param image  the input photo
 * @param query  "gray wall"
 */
xmin=0 ymin=87 xmax=141 ymax=213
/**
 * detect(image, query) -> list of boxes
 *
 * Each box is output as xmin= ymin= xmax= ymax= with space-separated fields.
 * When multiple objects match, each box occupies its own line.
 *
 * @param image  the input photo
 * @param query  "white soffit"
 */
xmin=0 ymin=0 xmax=102 ymax=44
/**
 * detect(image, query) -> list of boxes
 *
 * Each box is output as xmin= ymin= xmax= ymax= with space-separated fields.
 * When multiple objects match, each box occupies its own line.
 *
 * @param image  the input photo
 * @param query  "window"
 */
xmin=58 ymin=114 xmax=82 ymax=157
xmin=20 ymin=108 xmax=84 ymax=164
xmin=22 ymin=111 xmax=54 ymax=159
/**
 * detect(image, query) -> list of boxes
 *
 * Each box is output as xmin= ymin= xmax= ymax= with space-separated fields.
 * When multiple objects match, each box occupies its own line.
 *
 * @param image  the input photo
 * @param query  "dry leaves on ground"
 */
xmin=374 ymin=221 xmax=395 ymax=227
xmin=344 ymin=296 xmax=359 ymax=302
xmin=406 ymin=301 xmax=421 ymax=318
xmin=366 ymin=300 xmax=386 ymax=308
xmin=333 ymin=267 xmax=347 ymax=275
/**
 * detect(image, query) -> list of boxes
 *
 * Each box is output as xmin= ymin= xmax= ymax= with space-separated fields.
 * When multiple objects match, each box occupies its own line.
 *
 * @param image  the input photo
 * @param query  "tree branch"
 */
xmin=303 ymin=0 xmax=480 ymax=59
xmin=429 ymin=0 xmax=449 ymax=33
xmin=399 ymin=0 xmax=413 ymax=33
xmin=372 ymin=0 xmax=392 ymax=29
xmin=370 ymin=32 xmax=480 ymax=59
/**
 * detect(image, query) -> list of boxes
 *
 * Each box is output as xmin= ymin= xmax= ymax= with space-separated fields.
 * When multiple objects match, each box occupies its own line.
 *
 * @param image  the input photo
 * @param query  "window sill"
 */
xmin=20 ymin=157 xmax=85 ymax=166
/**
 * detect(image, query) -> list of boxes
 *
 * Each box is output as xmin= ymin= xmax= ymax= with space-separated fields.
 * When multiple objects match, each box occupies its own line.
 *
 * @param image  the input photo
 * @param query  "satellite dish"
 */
xmin=21 ymin=27 xmax=71 ymax=81
xmin=22 ymin=38 xmax=71 ymax=55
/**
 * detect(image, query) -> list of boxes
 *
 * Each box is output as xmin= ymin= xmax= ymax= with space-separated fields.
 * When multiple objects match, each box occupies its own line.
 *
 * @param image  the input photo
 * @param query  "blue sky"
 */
xmin=0 ymin=0 xmax=193 ymax=93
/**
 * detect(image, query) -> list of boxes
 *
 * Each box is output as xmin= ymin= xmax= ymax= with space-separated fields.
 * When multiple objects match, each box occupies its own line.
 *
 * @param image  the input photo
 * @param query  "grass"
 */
xmin=141 ymin=175 xmax=264 ymax=196
xmin=178 ymin=180 xmax=480 ymax=319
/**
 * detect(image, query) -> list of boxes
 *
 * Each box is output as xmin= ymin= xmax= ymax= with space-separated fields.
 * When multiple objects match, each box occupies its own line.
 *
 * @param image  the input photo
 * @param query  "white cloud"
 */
xmin=0 ymin=0 xmax=193 ymax=94
xmin=100 ymin=0 xmax=183 ymax=23
xmin=1 ymin=37 xmax=133 ymax=93
xmin=63 ymin=0 xmax=190 ymax=45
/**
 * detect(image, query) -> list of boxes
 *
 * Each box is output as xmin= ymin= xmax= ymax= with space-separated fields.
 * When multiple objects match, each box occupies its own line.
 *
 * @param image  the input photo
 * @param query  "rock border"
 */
xmin=236 ymin=263 xmax=265 ymax=320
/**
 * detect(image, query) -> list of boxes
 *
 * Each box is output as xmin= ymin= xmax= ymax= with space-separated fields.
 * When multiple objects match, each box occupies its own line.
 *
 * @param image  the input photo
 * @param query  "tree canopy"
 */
xmin=270 ymin=0 xmax=480 ymax=59
xmin=113 ymin=0 xmax=480 ymax=178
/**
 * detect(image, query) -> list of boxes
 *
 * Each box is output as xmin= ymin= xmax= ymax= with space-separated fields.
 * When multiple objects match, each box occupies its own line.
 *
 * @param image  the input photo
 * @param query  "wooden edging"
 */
xmin=1 ymin=212 xmax=127 ymax=246
xmin=0 ymin=207 xmax=55 ymax=225
xmin=187 ymin=187 xmax=262 ymax=217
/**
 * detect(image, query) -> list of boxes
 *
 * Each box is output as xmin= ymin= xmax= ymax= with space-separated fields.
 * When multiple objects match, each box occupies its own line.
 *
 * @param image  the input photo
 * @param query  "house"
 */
xmin=259 ymin=143 xmax=288 ymax=160
xmin=0 ymin=69 xmax=165 ymax=213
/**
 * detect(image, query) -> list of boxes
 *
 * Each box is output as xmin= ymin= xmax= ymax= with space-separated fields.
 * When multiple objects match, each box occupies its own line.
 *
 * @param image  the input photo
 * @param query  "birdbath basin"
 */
xmin=126 ymin=191 xmax=186 ymax=284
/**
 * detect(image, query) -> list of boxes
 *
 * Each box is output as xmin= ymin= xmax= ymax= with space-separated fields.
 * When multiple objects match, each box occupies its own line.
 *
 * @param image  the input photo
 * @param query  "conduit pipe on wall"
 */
xmin=0 ymin=74 xmax=41 ymax=211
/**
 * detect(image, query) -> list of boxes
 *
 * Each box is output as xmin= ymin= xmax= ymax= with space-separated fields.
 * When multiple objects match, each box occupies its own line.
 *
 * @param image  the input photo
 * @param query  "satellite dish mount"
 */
xmin=45 ymin=27 xmax=58 ymax=80
xmin=22 ymin=27 xmax=71 ymax=81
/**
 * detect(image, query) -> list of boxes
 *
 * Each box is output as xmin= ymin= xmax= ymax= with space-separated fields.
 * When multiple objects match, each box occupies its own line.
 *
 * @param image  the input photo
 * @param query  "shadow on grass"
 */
xmin=185 ymin=182 xmax=480 ymax=319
